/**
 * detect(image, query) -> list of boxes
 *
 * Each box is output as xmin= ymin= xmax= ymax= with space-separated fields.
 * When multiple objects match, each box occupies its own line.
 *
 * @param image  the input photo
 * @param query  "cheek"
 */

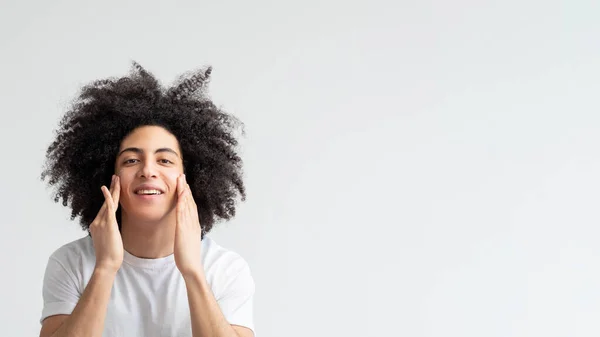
xmin=165 ymin=171 xmax=182 ymax=192
xmin=114 ymin=172 xmax=133 ymax=197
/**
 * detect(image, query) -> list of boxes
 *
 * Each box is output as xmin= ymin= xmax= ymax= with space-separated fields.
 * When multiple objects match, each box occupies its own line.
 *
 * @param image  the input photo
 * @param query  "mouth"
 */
xmin=135 ymin=189 xmax=163 ymax=195
xmin=133 ymin=186 xmax=165 ymax=200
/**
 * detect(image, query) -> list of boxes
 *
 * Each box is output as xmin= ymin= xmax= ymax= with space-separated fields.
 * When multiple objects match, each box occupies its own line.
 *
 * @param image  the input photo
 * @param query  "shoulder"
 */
xmin=47 ymin=235 xmax=95 ymax=268
xmin=202 ymin=236 xmax=254 ymax=295
xmin=42 ymin=236 xmax=95 ymax=299
xmin=202 ymin=236 xmax=251 ymax=274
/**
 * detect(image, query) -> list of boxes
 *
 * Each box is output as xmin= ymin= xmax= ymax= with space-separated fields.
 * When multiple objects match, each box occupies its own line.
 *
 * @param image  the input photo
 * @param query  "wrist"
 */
xmin=181 ymin=268 xmax=206 ymax=283
xmin=94 ymin=265 xmax=120 ymax=277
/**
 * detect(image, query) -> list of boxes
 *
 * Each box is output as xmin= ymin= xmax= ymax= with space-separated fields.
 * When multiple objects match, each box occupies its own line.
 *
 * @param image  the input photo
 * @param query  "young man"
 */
xmin=39 ymin=62 xmax=255 ymax=337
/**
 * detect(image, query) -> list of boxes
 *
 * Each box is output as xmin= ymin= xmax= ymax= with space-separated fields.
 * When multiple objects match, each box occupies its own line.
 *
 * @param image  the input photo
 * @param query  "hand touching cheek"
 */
xmin=173 ymin=174 xmax=204 ymax=278
xmin=90 ymin=175 xmax=123 ymax=274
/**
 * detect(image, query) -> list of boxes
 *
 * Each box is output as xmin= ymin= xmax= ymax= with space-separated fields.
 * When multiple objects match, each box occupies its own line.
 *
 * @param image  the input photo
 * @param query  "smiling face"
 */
xmin=115 ymin=125 xmax=184 ymax=224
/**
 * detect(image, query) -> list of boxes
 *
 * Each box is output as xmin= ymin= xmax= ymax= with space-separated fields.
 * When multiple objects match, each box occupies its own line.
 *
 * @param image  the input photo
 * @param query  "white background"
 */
xmin=1 ymin=0 xmax=600 ymax=336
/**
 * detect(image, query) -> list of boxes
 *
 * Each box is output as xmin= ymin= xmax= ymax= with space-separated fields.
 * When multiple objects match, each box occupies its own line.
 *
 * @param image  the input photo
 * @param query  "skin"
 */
xmin=40 ymin=125 xmax=253 ymax=337
xmin=116 ymin=125 xmax=186 ymax=260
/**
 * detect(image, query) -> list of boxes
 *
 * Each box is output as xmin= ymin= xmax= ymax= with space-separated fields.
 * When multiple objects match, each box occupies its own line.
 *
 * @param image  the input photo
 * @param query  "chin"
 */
xmin=137 ymin=213 xmax=169 ymax=223
xmin=122 ymin=207 xmax=173 ymax=225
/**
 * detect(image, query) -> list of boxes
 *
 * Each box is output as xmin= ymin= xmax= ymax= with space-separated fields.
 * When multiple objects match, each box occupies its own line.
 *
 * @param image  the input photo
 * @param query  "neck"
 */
xmin=120 ymin=210 xmax=176 ymax=259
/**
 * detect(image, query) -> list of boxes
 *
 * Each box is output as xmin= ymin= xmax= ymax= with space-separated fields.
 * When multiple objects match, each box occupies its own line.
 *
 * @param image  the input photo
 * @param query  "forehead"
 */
xmin=119 ymin=125 xmax=181 ymax=151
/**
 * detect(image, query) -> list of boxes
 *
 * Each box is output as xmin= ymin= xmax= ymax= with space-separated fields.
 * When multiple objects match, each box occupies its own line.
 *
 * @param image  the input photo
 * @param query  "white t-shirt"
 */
xmin=40 ymin=235 xmax=255 ymax=337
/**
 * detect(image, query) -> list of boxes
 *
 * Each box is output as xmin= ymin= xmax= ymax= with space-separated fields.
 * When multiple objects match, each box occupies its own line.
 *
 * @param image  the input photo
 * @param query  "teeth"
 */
xmin=136 ymin=189 xmax=162 ymax=195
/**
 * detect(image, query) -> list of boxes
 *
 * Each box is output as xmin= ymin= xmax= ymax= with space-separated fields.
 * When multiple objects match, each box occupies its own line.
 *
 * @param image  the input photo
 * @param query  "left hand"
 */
xmin=174 ymin=174 xmax=204 ymax=278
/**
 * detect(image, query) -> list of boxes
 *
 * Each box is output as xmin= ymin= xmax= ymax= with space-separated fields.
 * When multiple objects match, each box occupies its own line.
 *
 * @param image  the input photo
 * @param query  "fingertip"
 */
xmin=178 ymin=174 xmax=184 ymax=189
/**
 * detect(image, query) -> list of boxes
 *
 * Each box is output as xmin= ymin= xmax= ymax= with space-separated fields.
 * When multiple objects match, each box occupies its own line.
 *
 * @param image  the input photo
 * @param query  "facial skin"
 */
xmin=114 ymin=125 xmax=185 ymax=228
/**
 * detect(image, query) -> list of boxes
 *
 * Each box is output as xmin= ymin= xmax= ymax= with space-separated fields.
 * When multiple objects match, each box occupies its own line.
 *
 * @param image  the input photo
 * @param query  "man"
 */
xmin=39 ymin=62 xmax=255 ymax=337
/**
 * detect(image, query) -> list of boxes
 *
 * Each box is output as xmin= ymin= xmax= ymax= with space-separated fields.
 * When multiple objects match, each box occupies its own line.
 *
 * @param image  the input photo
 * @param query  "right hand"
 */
xmin=90 ymin=174 xmax=123 ymax=274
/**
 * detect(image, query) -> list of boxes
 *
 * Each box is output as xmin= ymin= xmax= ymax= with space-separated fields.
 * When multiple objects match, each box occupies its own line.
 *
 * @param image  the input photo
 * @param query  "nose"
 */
xmin=139 ymin=160 xmax=158 ymax=178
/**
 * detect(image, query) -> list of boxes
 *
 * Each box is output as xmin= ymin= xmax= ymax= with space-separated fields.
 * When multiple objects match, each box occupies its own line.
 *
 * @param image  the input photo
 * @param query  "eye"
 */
xmin=123 ymin=158 xmax=139 ymax=164
xmin=159 ymin=159 xmax=173 ymax=164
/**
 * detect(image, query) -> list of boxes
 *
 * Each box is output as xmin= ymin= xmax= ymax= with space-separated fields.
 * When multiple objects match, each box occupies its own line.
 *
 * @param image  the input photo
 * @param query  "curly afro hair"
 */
xmin=41 ymin=61 xmax=246 ymax=238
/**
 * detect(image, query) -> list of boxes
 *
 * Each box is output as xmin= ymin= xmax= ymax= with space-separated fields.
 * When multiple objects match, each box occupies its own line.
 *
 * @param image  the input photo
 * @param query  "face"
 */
xmin=114 ymin=125 xmax=184 ymax=223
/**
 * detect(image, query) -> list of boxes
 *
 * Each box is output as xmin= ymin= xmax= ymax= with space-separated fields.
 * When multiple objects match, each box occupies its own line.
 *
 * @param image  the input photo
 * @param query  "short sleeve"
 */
xmin=216 ymin=259 xmax=256 ymax=333
xmin=40 ymin=256 xmax=81 ymax=324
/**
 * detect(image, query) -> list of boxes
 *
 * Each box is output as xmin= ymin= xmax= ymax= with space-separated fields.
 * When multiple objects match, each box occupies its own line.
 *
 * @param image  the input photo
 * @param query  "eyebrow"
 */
xmin=117 ymin=147 xmax=181 ymax=158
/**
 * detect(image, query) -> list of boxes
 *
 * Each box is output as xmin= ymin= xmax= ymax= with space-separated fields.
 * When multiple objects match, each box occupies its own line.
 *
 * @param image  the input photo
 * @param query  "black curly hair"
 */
xmin=41 ymin=61 xmax=246 ymax=238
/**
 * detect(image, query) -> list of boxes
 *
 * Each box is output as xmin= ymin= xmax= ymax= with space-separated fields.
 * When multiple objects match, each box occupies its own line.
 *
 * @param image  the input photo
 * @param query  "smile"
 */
xmin=135 ymin=189 xmax=163 ymax=195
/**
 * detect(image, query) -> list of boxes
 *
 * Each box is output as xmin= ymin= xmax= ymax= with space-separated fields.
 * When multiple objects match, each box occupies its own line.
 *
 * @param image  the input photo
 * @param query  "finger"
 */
xmin=184 ymin=183 xmax=190 ymax=200
xmin=183 ymin=190 xmax=191 ymax=220
xmin=184 ymin=184 xmax=192 ymax=218
xmin=186 ymin=183 xmax=197 ymax=209
xmin=185 ymin=184 xmax=199 ymax=225
xmin=101 ymin=185 xmax=115 ymax=215
xmin=181 ymin=176 xmax=190 ymax=212
xmin=109 ymin=175 xmax=115 ymax=192
xmin=181 ymin=180 xmax=194 ymax=225
xmin=92 ymin=192 xmax=109 ymax=226
xmin=186 ymin=186 xmax=194 ymax=219
xmin=179 ymin=174 xmax=187 ymax=197
xmin=91 ymin=186 xmax=111 ymax=230
xmin=186 ymin=183 xmax=197 ymax=207
xmin=177 ymin=175 xmax=185 ymax=207
xmin=176 ymin=175 xmax=186 ymax=217
xmin=112 ymin=175 xmax=120 ymax=208
xmin=108 ymin=175 xmax=114 ymax=202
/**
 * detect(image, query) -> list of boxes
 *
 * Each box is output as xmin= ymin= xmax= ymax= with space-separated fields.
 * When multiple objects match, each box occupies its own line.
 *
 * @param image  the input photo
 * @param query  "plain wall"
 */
xmin=1 ymin=0 xmax=600 ymax=336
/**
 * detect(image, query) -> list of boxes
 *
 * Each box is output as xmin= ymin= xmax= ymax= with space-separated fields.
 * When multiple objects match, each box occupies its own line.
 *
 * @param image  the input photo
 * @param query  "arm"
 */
xmin=40 ymin=268 xmax=117 ymax=337
xmin=174 ymin=175 xmax=254 ymax=337
xmin=40 ymin=176 xmax=123 ymax=337
xmin=184 ymin=271 xmax=254 ymax=337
